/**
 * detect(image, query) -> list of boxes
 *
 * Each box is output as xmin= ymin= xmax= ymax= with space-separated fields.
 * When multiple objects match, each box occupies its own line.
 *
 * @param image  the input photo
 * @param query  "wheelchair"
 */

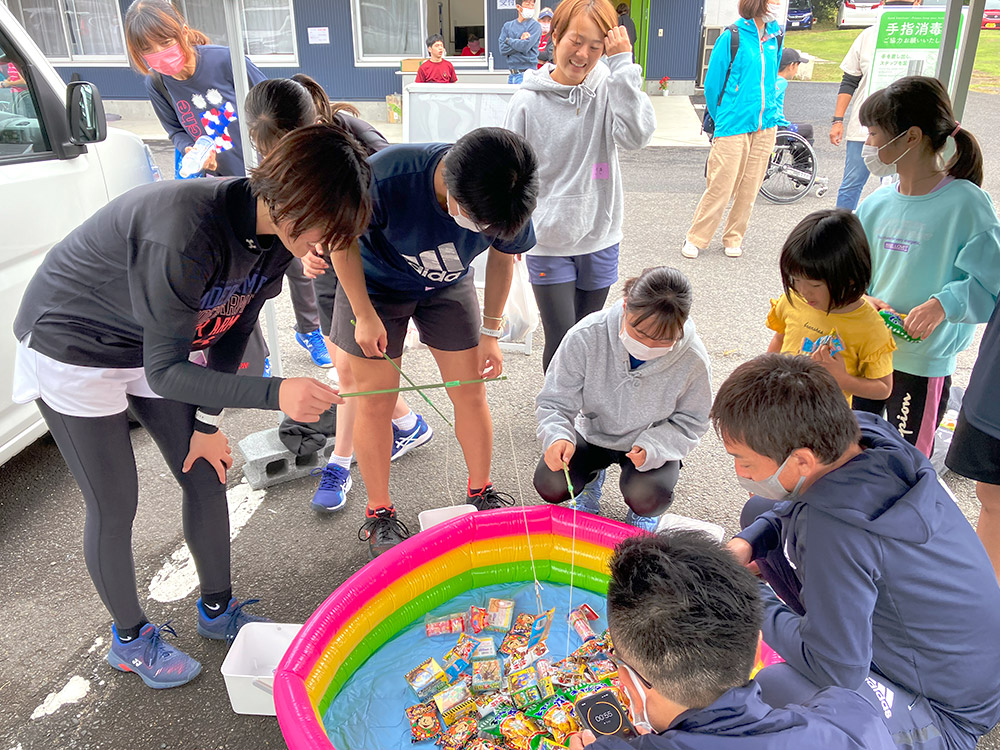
xmin=759 ymin=129 xmax=828 ymax=204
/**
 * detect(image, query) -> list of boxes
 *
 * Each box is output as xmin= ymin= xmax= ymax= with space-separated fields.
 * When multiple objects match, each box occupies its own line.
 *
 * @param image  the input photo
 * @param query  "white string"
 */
xmin=504 ymin=383 xmax=544 ymax=615
xmin=565 ymin=474 xmax=579 ymax=659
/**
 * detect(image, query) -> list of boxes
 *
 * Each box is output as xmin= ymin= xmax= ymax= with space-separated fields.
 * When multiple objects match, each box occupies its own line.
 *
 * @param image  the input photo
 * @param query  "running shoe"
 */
xmin=391 ymin=414 xmax=434 ymax=461
xmin=570 ymin=469 xmax=605 ymax=515
xmin=196 ymin=597 xmax=272 ymax=644
xmin=295 ymin=328 xmax=333 ymax=368
xmin=624 ymin=509 xmax=661 ymax=533
xmin=107 ymin=622 xmax=201 ymax=689
xmin=468 ymin=484 xmax=515 ymax=511
xmin=359 ymin=505 xmax=410 ymax=559
xmin=310 ymin=464 xmax=352 ymax=512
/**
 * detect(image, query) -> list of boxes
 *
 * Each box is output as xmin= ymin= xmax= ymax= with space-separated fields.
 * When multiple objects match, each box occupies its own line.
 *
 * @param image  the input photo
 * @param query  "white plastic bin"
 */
xmin=655 ymin=513 xmax=726 ymax=542
xmin=418 ymin=504 xmax=477 ymax=531
xmin=221 ymin=622 xmax=301 ymax=716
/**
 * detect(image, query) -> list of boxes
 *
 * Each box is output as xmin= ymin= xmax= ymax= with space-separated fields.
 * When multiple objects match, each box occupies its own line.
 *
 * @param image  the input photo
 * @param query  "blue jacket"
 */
xmin=739 ymin=413 xmax=1000 ymax=739
xmin=498 ymin=17 xmax=541 ymax=70
xmin=587 ymin=682 xmax=895 ymax=749
xmin=704 ymin=19 xmax=782 ymax=138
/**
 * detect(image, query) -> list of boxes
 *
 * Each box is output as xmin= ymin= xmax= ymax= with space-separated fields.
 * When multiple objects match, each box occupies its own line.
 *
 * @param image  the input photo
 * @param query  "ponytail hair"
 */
xmin=859 ymin=75 xmax=983 ymax=187
xmin=124 ymin=0 xmax=208 ymax=75
xmin=622 ymin=266 xmax=693 ymax=341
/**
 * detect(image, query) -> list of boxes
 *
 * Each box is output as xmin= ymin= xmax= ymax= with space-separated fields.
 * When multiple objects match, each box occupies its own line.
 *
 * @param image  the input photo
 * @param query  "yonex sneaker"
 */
xmin=107 ymin=622 xmax=201 ymax=689
xmin=295 ymin=328 xmax=333 ymax=368
xmin=310 ymin=464 xmax=352 ymax=512
xmin=391 ymin=414 xmax=434 ymax=461
xmin=196 ymin=597 xmax=271 ymax=644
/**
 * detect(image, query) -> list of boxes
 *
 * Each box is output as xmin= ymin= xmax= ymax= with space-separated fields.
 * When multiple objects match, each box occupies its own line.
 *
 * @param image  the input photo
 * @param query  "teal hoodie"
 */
xmin=857 ymin=179 xmax=1000 ymax=377
xmin=704 ymin=18 xmax=783 ymax=139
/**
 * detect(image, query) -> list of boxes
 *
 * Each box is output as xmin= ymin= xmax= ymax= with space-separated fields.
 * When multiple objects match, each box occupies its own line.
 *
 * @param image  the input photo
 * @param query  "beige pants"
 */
xmin=686 ymin=127 xmax=777 ymax=250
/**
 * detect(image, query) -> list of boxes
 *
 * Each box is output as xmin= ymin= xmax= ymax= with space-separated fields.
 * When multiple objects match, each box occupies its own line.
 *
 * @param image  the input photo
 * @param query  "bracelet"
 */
xmin=480 ymin=325 xmax=503 ymax=338
xmin=832 ymin=116 xmax=844 ymax=123
xmin=195 ymin=409 xmax=224 ymax=427
xmin=483 ymin=315 xmax=504 ymax=322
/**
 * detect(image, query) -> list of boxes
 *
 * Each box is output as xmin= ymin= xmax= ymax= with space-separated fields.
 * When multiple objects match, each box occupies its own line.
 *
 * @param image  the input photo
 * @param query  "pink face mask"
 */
xmin=144 ymin=42 xmax=187 ymax=77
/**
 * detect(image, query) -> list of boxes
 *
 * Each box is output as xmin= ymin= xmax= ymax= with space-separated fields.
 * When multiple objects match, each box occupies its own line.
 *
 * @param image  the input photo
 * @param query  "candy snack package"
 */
xmin=568 ymin=604 xmax=599 ymax=644
xmin=407 ymin=657 xmax=451 ymax=701
xmin=473 ymin=657 xmax=504 ymax=693
xmin=445 ymin=633 xmax=481 ymax=664
xmin=528 ymin=696 xmax=579 ymax=744
xmin=473 ymin=635 xmax=497 ymax=660
xmin=486 ymin=598 xmax=515 ymax=632
xmin=467 ymin=605 xmax=489 ymax=635
xmin=527 ymin=609 xmax=555 ymax=650
xmin=425 ymin=612 xmax=466 ymax=638
xmin=801 ymin=329 xmax=845 ymax=356
xmin=880 ymin=309 xmax=922 ymax=343
xmin=433 ymin=681 xmax=477 ymax=727
xmin=436 ymin=714 xmax=479 ymax=749
xmin=405 ymin=702 xmax=443 ymax=743
xmin=497 ymin=709 xmax=545 ymax=750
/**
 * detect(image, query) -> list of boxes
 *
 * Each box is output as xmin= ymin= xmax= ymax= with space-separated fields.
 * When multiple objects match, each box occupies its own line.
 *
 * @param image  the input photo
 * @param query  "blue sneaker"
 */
xmin=625 ymin=508 xmax=660 ymax=533
xmin=391 ymin=414 xmax=434 ymax=461
xmin=196 ymin=597 xmax=271 ymax=644
xmin=310 ymin=463 xmax=352 ymax=512
xmin=570 ymin=469 xmax=605 ymax=515
xmin=107 ymin=622 xmax=202 ymax=689
xmin=295 ymin=329 xmax=333 ymax=368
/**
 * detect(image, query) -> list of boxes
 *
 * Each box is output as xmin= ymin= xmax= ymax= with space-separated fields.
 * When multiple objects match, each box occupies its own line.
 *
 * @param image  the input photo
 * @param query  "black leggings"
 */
xmin=533 ymin=282 xmax=610 ymax=372
xmin=37 ymin=397 xmax=231 ymax=631
xmin=533 ymin=433 xmax=680 ymax=516
xmin=854 ymin=371 xmax=951 ymax=459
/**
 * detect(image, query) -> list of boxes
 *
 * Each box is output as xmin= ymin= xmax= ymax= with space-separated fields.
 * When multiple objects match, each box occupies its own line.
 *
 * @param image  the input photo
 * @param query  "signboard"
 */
xmin=307 ymin=27 xmax=330 ymax=45
xmin=403 ymin=83 xmax=518 ymax=143
xmin=868 ymin=9 xmax=963 ymax=97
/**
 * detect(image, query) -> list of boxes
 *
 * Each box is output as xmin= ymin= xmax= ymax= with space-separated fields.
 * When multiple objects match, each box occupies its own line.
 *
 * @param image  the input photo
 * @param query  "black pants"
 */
xmin=854 ymin=371 xmax=951 ymax=458
xmin=533 ymin=284 xmax=610 ymax=372
xmin=37 ymin=397 xmax=231 ymax=631
xmin=285 ymin=256 xmax=321 ymax=334
xmin=533 ymin=432 xmax=679 ymax=516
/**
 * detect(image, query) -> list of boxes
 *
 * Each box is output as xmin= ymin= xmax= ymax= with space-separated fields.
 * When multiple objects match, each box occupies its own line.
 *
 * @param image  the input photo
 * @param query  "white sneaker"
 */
xmin=724 ymin=246 xmax=743 ymax=258
xmin=681 ymin=241 xmax=703 ymax=259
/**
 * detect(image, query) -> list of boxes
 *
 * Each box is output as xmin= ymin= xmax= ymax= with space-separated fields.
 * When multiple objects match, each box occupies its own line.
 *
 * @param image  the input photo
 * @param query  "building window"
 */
xmin=178 ymin=0 xmax=297 ymax=66
xmin=429 ymin=0 xmax=485 ymax=58
xmin=354 ymin=0 xmax=489 ymax=64
xmin=6 ymin=0 xmax=126 ymax=61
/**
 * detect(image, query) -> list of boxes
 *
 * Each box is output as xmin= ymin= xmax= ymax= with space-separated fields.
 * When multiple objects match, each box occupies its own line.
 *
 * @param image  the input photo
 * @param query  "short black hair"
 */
xmin=426 ymin=34 xmax=444 ymax=48
xmin=607 ymin=531 xmax=762 ymax=708
xmin=443 ymin=127 xmax=539 ymax=241
xmin=710 ymin=353 xmax=861 ymax=464
xmin=780 ymin=209 xmax=871 ymax=312
xmin=623 ymin=267 xmax=692 ymax=341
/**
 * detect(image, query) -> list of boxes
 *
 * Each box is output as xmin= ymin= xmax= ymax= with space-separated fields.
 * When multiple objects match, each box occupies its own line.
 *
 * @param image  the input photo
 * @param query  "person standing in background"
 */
xmin=498 ymin=0 xmax=542 ymax=84
xmin=537 ymin=7 xmax=554 ymax=66
xmin=616 ymin=2 xmax=637 ymax=62
xmin=416 ymin=34 xmax=458 ymax=83
xmin=830 ymin=25 xmax=877 ymax=211
xmin=461 ymin=33 xmax=485 ymax=56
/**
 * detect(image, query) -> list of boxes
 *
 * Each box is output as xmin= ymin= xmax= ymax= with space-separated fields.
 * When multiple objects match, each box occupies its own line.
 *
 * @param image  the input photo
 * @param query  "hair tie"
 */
xmin=950 ymin=122 xmax=961 ymax=137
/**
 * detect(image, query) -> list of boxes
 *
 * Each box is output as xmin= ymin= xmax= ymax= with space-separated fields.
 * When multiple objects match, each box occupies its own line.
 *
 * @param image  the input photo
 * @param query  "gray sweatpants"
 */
xmin=37 ymin=397 xmax=231 ymax=630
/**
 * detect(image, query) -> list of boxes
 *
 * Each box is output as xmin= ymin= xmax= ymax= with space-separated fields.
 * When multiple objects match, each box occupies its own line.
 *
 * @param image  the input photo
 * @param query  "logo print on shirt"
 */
xmin=865 ymin=676 xmax=895 ymax=718
xmin=401 ymin=243 xmax=467 ymax=283
xmin=193 ymin=273 xmax=269 ymax=348
xmin=883 ymin=237 xmax=916 ymax=253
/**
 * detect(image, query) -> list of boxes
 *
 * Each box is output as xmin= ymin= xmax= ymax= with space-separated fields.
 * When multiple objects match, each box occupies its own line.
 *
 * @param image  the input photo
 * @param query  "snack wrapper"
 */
xmin=498 ymin=710 xmax=545 ymax=750
xmin=569 ymin=638 xmax=606 ymax=661
xmin=801 ymin=329 xmax=845 ymax=356
xmin=466 ymin=739 xmax=503 ymax=750
xmin=880 ymin=309 xmax=921 ymax=343
xmin=436 ymin=714 xmax=479 ymax=749
xmin=486 ymin=598 xmax=515 ymax=633
xmin=433 ymin=681 xmax=477 ymax=727
xmin=472 ymin=635 xmax=497 ymax=660
xmin=586 ymin=658 xmax=618 ymax=682
xmin=568 ymin=609 xmax=597 ymax=643
xmin=426 ymin=612 xmax=466 ymax=638
xmin=407 ymin=657 xmax=451 ymax=701
xmin=473 ymin=690 xmax=511 ymax=718
xmin=444 ymin=633 xmax=481 ymax=664
xmin=538 ymin=697 xmax=579 ymax=744
xmin=406 ymin=702 xmax=442 ymax=743
xmin=507 ymin=642 xmax=550 ymax=673
xmin=473 ymin=657 xmax=504 ymax=693
xmin=500 ymin=630 xmax=530 ymax=656
xmin=466 ymin=605 xmax=488 ymax=635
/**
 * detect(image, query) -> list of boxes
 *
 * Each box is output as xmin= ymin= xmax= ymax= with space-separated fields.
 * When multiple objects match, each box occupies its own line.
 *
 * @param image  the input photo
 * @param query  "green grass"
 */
xmin=790 ymin=21 xmax=1000 ymax=91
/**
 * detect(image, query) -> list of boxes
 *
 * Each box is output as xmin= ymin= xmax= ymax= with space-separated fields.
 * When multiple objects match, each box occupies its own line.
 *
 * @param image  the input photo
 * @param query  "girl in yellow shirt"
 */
xmin=767 ymin=209 xmax=895 ymax=405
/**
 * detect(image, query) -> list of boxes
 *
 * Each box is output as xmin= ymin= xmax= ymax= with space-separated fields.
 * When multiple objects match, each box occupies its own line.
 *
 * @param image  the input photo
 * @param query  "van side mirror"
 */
xmin=66 ymin=81 xmax=107 ymax=145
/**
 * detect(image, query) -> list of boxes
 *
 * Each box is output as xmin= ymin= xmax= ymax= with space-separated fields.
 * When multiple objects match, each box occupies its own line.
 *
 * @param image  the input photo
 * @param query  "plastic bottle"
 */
xmin=178 ymin=135 xmax=215 ymax=178
xmin=488 ymin=52 xmax=494 ymax=71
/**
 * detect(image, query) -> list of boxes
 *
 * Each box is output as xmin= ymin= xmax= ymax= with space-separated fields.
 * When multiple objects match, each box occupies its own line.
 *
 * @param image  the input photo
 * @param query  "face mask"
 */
xmin=936 ymin=135 xmax=958 ymax=171
xmin=521 ymin=7 xmax=536 ymax=18
xmin=736 ymin=453 xmax=806 ymax=500
xmin=619 ymin=322 xmax=674 ymax=361
xmin=446 ymin=189 xmax=485 ymax=232
xmin=861 ymin=131 xmax=911 ymax=178
xmin=541 ymin=22 xmax=551 ymax=32
xmin=144 ymin=42 xmax=187 ymax=77
xmin=762 ymin=2 xmax=782 ymax=22
xmin=619 ymin=663 xmax=654 ymax=733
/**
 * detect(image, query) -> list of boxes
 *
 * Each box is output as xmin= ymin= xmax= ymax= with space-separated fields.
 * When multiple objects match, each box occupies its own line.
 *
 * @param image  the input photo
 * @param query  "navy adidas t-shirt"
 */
xmin=360 ymin=143 xmax=536 ymax=296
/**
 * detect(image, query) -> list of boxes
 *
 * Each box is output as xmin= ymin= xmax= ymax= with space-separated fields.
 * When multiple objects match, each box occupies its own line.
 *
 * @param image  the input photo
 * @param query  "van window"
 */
xmin=0 ymin=39 xmax=50 ymax=160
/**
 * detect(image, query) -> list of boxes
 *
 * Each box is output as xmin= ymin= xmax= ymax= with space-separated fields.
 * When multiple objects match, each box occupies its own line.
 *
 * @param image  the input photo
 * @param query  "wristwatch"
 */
xmin=480 ymin=325 xmax=503 ymax=338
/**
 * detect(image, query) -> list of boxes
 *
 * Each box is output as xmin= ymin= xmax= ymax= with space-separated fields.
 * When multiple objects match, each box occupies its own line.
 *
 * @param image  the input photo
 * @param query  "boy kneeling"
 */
xmin=713 ymin=354 xmax=1000 ymax=750
xmin=570 ymin=530 xmax=895 ymax=748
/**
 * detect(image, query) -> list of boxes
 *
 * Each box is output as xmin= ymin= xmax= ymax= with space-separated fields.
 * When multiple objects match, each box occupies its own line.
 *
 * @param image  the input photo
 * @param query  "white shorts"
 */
xmin=12 ymin=338 xmax=162 ymax=418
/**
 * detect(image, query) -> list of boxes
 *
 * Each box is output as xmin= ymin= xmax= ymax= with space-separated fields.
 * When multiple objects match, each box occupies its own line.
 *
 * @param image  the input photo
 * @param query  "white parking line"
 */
xmin=147 ymin=482 xmax=267 ymax=603
xmin=30 ymin=675 xmax=90 ymax=720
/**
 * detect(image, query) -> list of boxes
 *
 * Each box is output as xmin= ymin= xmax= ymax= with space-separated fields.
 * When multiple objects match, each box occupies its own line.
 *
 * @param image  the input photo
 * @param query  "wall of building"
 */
xmin=643 ymin=0 xmax=705 ymax=81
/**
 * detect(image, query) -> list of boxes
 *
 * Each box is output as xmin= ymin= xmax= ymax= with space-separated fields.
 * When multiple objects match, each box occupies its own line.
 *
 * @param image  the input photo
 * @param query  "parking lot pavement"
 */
xmin=2 ymin=83 xmax=998 ymax=749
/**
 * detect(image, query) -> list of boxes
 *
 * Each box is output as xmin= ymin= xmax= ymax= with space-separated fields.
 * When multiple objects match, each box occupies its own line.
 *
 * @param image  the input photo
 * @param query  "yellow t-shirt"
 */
xmin=767 ymin=292 xmax=896 ymax=405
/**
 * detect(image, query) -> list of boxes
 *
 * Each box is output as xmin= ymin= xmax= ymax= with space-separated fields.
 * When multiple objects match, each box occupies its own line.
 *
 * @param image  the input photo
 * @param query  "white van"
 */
xmin=0 ymin=5 xmax=158 ymax=466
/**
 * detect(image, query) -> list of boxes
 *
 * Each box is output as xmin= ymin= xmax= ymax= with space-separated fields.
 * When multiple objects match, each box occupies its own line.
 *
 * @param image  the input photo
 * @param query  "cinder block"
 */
xmin=237 ymin=428 xmax=337 ymax=490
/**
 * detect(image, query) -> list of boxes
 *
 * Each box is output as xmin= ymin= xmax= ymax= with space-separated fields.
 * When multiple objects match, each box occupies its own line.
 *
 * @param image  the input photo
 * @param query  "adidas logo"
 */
xmin=865 ymin=676 xmax=894 ymax=718
xmin=401 ymin=244 xmax=466 ymax=283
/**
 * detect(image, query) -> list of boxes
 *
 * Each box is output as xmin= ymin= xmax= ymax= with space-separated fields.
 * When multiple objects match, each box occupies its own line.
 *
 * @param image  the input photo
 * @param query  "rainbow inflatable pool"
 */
xmin=273 ymin=505 xmax=639 ymax=750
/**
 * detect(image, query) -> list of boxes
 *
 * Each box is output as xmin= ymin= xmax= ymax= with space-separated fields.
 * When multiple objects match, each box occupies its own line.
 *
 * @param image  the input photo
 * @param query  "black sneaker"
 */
xmin=468 ymin=484 xmax=514 ymax=511
xmin=358 ymin=505 xmax=410 ymax=559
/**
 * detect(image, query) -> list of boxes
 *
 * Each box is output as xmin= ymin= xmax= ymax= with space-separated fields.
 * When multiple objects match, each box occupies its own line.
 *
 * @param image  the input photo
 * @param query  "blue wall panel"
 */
xmin=644 ymin=0 xmax=704 ymax=80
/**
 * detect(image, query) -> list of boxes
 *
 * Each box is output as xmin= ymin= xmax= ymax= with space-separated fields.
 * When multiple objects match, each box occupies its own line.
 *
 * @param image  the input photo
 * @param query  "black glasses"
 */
xmin=607 ymin=642 xmax=654 ymax=690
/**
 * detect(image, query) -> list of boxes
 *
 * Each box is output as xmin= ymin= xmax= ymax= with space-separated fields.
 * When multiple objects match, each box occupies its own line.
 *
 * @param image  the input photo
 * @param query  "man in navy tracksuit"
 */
xmin=713 ymin=354 xmax=1000 ymax=750
xmin=568 ymin=531 xmax=895 ymax=749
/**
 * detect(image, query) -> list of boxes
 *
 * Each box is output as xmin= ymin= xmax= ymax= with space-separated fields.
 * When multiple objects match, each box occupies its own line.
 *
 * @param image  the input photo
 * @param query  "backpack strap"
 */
xmin=150 ymin=71 xmax=171 ymax=104
xmin=718 ymin=23 xmax=741 ymax=107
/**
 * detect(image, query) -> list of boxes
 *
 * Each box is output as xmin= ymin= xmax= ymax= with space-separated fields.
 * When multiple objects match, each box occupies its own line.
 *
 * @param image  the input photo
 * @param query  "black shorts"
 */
xmin=945 ymin=410 xmax=1000 ymax=485
xmin=313 ymin=269 xmax=338 ymax=337
xmin=331 ymin=276 xmax=481 ymax=359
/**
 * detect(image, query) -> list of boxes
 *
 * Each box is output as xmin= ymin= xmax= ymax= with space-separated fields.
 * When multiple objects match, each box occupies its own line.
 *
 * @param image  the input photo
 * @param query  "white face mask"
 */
xmin=540 ymin=21 xmax=551 ymax=32
xmin=446 ymin=189 xmax=486 ymax=233
xmin=521 ymin=7 xmax=535 ymax=18
xmin=619 ymin=662 xmax=654 ymax=733
xmin=736 ymin=453 xmax=806 ymax=500
xmin=619 ymin=322 xmax=675 ymax=361
xmin=762 ymin=2 xmax=782 ymax=22
xmin=861 ymin=131 xmax=911 ymax=178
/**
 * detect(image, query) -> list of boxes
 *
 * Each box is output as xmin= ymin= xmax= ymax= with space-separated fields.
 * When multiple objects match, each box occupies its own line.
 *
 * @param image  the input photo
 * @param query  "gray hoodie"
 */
xmin=536 ymin=305 xmax=712 ymax=470
xmin=503 ymin=53 xmax=656 ymax=257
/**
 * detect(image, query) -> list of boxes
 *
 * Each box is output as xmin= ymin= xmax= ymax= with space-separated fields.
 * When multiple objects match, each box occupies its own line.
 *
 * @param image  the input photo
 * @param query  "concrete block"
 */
xmin=238 ymin=427 xmax=336 ymax=490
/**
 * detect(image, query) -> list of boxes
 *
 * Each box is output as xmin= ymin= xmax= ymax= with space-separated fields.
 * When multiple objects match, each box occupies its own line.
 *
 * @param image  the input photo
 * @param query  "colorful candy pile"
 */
xmin=404 ymin=599 xmax=630 ymax=749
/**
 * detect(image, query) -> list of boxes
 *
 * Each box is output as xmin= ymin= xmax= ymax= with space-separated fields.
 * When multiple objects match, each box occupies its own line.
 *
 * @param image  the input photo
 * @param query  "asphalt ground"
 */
xmin=1 ymin=82 xmax=999 ymax=750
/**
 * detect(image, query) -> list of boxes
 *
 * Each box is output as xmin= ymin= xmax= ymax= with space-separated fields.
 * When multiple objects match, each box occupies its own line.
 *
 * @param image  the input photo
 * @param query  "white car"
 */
xmin=0 ymin=4 xmax=158 ymax=466
xmin=838 ymin=0 xmax=886 ymax=27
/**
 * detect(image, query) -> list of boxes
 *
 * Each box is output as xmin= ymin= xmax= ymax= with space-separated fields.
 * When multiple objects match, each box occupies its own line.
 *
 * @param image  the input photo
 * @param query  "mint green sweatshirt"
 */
xmin=856 ymin=179 xmax=1000 ymax=377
